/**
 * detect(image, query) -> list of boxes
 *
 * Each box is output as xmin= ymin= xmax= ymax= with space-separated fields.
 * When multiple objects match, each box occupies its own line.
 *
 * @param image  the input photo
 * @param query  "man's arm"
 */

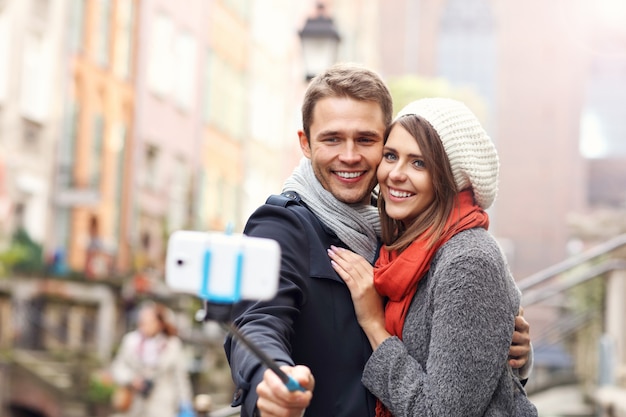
xmin=509 ymin=309 xmax=533 ymax=380
xmin=224 ymin=204 xmax=312 ymax=416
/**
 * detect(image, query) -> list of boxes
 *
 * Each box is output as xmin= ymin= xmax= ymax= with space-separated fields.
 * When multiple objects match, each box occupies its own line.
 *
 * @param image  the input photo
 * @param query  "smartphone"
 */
xmin=165 ymin=230 xmax=281 ymax=303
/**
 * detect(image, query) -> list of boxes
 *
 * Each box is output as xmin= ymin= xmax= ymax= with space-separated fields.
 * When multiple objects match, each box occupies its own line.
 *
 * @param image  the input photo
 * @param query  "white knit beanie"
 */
xmin=395 ymin=98 xmax=499 ymax=209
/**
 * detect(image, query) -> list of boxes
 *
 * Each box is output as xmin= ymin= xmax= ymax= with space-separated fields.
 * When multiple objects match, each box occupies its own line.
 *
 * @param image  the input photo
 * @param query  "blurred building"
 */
xmin=241 ymin=0 xmax=307 ymax=224
xmin=130 ymin=0 xmax=210 ymax=275
xmin=376 ymin=0 xmax=626 ymax=281
xmin=0 ymin=0 xmax=68 ymax=250
xmin=54 ymin=0 xmax=137 ymax=277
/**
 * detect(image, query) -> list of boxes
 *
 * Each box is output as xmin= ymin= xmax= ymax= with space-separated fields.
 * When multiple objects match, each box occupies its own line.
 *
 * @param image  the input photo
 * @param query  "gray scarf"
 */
xmin=282 ymin=158 xmax=381 ymax=263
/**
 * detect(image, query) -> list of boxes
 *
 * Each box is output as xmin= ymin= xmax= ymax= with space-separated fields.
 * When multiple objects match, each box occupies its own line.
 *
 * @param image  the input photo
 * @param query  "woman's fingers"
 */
xmin=327 ymin=245 xmax=372 ymax=283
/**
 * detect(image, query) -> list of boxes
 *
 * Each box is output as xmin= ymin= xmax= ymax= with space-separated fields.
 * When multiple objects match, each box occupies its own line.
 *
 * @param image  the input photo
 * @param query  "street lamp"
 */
xmin=299 ymin=2 xmax=341 ymax=81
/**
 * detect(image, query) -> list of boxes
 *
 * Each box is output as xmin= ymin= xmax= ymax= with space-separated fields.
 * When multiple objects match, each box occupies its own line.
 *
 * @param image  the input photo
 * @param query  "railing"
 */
xmin=518 ymin=233 xmax=626 ymax=292
xmin=517 ymin=233 xmax=626 ymax=398
xmin=522 ymin=258 xmax=626 ymax=306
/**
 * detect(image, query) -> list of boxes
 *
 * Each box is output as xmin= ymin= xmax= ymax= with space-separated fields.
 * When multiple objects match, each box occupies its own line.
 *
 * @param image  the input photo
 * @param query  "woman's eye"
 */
xmin=383 ymin=152 xmax=397 ymax=161
xmin=413 ymin=159 xmax=426 ymax=168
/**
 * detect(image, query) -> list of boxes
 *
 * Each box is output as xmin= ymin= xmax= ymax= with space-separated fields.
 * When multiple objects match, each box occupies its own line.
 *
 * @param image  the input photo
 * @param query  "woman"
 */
xmin=110 ymin=301 xmax=193 ymax=417
xmin=328 ymin=98 xmax=537 ymax=416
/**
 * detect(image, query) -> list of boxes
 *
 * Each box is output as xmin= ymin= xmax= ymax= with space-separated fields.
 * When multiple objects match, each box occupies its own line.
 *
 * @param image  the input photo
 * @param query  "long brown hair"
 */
xmin=141 ymin=301 xmax=178 ymax=337
xmin=378 ymin=115 xmax=458 ymax=253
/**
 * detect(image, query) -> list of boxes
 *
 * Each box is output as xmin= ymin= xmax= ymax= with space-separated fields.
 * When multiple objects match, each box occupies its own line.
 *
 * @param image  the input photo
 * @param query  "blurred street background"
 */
xmin=0 ymin=0 xmax=625 ymax=416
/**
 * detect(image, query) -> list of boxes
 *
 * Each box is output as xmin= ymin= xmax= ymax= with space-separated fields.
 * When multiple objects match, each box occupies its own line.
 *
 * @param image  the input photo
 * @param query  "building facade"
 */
xmin=49 ymin=0 xmax=137 ymax=277
xmin=377 ymin=0 xmax=593 ymax=280
xmin=0 ymin=0 xmax=69 ymax=251
xmin=130 ymin=0 xmax=210 ymax=276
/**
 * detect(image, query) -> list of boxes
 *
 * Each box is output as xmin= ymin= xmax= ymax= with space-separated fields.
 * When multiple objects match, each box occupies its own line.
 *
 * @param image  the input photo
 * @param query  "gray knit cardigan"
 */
xmin=362 ymin=228 xmax=525 ymax=416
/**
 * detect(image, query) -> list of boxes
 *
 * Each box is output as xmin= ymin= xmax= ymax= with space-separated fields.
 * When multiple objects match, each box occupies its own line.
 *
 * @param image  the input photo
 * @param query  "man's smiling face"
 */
xmin=299 ymin=96 xmax=386 ymax=205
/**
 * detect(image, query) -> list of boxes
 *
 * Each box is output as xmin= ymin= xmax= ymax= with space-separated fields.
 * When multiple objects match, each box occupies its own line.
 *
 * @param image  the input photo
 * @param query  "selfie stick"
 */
xmin=195 ymin=224 xmax=305 ymax=392
xmin=196 ymin=303 xmax=305 ymax=392
xmin=226 ymin=320 xmax=304 ymax=392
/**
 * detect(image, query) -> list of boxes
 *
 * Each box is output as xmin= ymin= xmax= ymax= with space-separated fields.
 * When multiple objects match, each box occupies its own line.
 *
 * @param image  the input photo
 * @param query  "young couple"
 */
xmin=225 ymin=63 xmax=536 ymax=417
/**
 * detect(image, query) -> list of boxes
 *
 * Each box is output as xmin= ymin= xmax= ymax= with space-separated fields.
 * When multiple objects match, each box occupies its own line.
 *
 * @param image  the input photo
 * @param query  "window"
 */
xmin=14 ymin=201 xmax=25 ymax=230
xmin=580 ymin=56 xmax=626 ymax=158
xmin=96 ymin=0 xmax=111 ymax=67
xmin=143 ymin=144 xmax=159 ymax=189
xmin=167 ymin=156 xmax=189 ymax=231
xmin=0 ymin=295 xmax=12 ymax=347
xmin=69 ymin=0 xmax=86 ymax=52
xmin=196 ymin=169 xmax=208 ymax=227
xmin=91 ymin=114 xmax=104 ymax=188
xmin=147 ymin=13 xmax=174 ymax=97
xmin=224 ymin=0 xmax=250 ymax=21
xmin=437 ymin=0 xmax=496 ymax=112
xmin=22 ymin=119 xmax=41 ymax=146
xmin=31 ymin=0 xmax=50 ymax=26
xmin=59 ymin=100 xmax=79 ymax=187
xmin=19 ymin=31 xmax=52 ymax=122
xmin=207 ymin=55 xmax=245 ymax=140
xmin=202 ymin=49 xmax=212 ymax=122
xmin=111 ymin=123 xmax=126 ymax=240
xmin=172 ymin=31 xmax=197 ymax=110
xmin=114 ymin=0 xmax=134 ymax=79
xmin=147 ymin=14 xmax=198 ymax=109
xmin=0 ymin=8 xmax=10 ymax=103
xmin=52 ymin=207 xmax=72 ymax=263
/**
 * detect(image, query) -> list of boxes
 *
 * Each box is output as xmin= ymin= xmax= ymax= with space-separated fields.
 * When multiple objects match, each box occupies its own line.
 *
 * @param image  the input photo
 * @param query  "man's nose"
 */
xmin=338 ymin=141 xmax=361 ymax=163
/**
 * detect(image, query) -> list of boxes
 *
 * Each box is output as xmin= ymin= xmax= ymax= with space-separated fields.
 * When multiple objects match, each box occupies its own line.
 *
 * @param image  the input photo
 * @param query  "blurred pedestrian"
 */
xmin=110 ymin=301 xmax=194 ymax=417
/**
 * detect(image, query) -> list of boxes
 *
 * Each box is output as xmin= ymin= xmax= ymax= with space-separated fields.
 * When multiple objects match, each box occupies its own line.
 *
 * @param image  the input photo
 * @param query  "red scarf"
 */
xmin=372 ymin=190 xmax=489 ymax=417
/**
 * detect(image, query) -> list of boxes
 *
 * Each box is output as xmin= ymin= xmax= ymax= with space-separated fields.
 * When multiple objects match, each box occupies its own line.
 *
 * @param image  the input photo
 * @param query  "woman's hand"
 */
xmin=327 ymin=245 xmax=388 ymax=348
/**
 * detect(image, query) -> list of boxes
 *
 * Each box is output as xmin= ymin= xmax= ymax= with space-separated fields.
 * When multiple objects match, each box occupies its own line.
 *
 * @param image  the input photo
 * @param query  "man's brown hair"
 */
xmin=301 ymin=63 xmax=393 ymax=138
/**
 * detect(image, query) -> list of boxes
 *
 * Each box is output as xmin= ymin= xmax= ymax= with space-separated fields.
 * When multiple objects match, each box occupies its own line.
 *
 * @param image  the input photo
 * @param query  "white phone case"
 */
xmin=166 ymin=230 xmax=281 ymax=302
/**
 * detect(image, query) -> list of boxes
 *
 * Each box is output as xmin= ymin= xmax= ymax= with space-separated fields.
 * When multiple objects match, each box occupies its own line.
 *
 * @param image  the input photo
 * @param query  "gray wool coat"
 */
xmin=362 ymin=228 xmax=531 ymax=416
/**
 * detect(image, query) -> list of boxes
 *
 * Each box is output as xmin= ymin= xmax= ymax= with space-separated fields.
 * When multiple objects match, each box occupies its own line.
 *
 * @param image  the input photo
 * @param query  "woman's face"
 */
xmin=137 ymin=307 xmax=161 ymax=337
xmin=377 ymin=124 xmax=435 ymax=225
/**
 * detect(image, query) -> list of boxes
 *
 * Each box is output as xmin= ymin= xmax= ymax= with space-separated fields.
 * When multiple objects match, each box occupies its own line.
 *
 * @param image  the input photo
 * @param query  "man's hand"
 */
xmin=509 ymin=307 xmax=531 ymax=369
xmin=256 ymin=365 xmax=314 ymax=417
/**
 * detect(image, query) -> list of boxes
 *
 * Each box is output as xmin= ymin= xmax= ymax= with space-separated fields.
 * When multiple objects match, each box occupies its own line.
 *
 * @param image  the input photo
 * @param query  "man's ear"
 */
xmin=298 ymin=130 xmax=312 ymax=158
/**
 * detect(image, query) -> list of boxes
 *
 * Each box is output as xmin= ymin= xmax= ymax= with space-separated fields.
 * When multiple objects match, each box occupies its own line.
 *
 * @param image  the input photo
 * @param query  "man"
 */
xmin=224 ymin=63 xmax=532 ymax=417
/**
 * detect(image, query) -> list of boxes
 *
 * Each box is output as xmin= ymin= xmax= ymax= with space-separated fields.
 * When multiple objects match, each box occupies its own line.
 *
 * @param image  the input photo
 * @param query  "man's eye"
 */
xmin=357 ymin=137 xmax=375 ymax=144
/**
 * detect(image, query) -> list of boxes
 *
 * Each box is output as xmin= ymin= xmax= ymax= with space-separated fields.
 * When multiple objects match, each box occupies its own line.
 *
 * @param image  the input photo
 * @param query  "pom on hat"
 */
xmin=394 ymin=98 xmax=499 ymax=209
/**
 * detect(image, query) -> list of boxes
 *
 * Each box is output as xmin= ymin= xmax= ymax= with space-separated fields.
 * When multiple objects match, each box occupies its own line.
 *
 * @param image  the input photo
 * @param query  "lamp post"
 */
xmin=298 ymin=2 xmax=341 ymax=81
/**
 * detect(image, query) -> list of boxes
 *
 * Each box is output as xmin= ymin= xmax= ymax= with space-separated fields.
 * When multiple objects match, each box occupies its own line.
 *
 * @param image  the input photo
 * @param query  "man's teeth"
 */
xmin=336 ymin=171 xmax=363 ymax=179
xmin=390 ymin=189 xmax=414 ymax=198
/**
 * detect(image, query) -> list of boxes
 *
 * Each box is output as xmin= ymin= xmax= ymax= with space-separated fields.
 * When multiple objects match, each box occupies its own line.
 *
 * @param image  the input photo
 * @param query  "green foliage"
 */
xmin=0 ymin=228 xmax=44 ymax=276
xmin=387 ymin=75 xmax=488 ymax=122
xmin=87 ymin=371 xmax=115 ymax=403
xmin=568 ymin=271 xmax=606 ymax=312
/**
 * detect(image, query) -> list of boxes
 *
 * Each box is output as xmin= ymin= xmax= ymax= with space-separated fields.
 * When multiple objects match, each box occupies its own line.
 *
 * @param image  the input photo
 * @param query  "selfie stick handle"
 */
xmin=196 ymin=303 xmax=305 ymax=393
xmin=225 ymin=322 xmax=305 ymax=392
xmin=198 ymin=225 xmax=304 ymax=391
